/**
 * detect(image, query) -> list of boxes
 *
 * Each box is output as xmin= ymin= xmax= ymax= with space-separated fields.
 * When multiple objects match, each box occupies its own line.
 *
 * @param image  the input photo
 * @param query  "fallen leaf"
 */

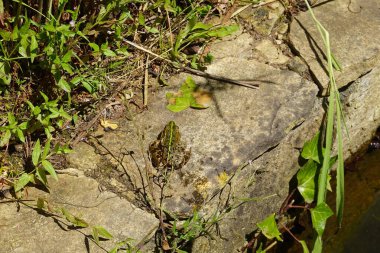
xmin=100 ymin=119 xmax=118 ymax=130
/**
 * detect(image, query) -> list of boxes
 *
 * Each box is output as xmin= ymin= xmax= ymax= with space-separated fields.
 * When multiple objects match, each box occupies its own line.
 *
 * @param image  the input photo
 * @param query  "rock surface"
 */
xmin=289 ymin=0 xmax=380 ymax=92
xmin=0 ymin=174 xmax=158 ymax=253
xmin=2 ymin=1 xmax=380 ymax=252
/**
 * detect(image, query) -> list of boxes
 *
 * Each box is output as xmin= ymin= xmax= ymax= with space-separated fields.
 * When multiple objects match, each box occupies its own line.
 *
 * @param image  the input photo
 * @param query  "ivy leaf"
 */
xmin=257 ymin=213 xmax=282 ymax=241
xmin=310 ymin=203 xmax=333 ymax=236
xmin=301 ymin=131 xmax=321 ymax=163
xmin=297 ymin=159 xmax=318 ymax=203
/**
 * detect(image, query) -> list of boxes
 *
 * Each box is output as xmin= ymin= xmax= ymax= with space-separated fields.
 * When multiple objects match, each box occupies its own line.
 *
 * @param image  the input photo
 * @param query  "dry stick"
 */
xmin=144 ymin=55 xmax=149 ymax=106
xmin=123 ymin=39 xmax=259 ymax=89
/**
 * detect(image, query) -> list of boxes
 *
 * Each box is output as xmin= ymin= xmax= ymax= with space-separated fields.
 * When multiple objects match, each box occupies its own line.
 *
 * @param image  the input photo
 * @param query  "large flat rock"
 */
xmin=0 ymin=174 xmax=158 ymax=252
xmin=289 ymin=0 xmax=380 ymax=92
xmin=74 ymin=53 xmax=318 ymax=215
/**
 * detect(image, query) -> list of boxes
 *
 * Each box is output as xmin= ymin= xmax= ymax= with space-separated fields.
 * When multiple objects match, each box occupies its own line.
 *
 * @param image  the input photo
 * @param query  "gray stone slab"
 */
xmin=289 ymin=0 xmax=380 ymax=92
xmin=0 ymin=175 xmax=158 ymax=253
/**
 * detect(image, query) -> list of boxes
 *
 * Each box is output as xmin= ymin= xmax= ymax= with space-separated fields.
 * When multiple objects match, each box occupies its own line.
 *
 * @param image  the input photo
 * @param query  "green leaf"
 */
xmin=18 ymin=121 xmax=28 ymax=130
xmin=88 ymin=43 xmax=100 ymax=52
xmin=166 ymin=96 xmax=191 ymax=112
xmin=301 ymin=132 xmax=321 ymax=163
xmin=60 ymin=208 xmax=89 ymax=228
xmin=61 ymin=63 xmax=74 ymax=74
xmin=311 ymin=235 xmax=322 ymax=253
xmin=7 ymin=112 xmax=16 ymax=125
xmin=61 ymin=50 xmax=73 ymax=63
xmin=36 ymin=167 xmax=47 ymax=186
xmin=138 ymin=12 xmax=145 ymax=26
xmin=16 ymin=128 xmax=25 ymax=143
xmin=14 ymin=173 xmax=32 ymax=192
xmin=30 ymin=35 xmax=38 ymax=63
xmin=207 ymin=24 xmax=239 ymax=38
xmin=42 ymin=160 xmax=58 ymax=181
xmin=192 ymin=22 xmax=212 ymax=31
xmin=297 ymin=160 xmax=318 ymax=203
xmin=0 ymin=129 xmax=11 ymax=147
xmin=32 ymin=139 xmax=41 ymax=166
xmin=92 ymin=226 xmax=113 ymax=243
xmin=310 ymin=203 xmax=333 ymax=236
xmin=0 ymin=61 xmax=12 ymax=85
xmin=42 ymin=139 xmax=51 ymax=160
xmin=57 ymin=78 xmax=71 ymax=92
xmin=257 ymin=213 xmax=282 ymax=241
xmin=102 ymin=48 xmax=117 ymax=57
xmin=299 ymin=240 xmax=310 ymax=253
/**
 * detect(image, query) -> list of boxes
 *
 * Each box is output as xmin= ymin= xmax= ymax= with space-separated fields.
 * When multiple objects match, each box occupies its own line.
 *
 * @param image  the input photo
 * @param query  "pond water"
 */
xmin=323 ymin=149 xmax=380 ymax=253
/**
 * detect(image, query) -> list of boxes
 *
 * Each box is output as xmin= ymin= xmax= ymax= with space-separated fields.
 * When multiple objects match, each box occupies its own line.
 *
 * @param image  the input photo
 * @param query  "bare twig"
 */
xmin=144 ymin=56 xmax=149 ymax=106
xmin=123 ymin=39 xmax=259 ymax=89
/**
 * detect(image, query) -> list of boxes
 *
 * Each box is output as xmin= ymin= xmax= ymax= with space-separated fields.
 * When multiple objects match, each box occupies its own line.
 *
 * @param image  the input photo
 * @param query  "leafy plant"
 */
xmin=12 ymin=138 xmax=71 ymax=193
xmin=166 ymin=76 xmax=208 ymax=112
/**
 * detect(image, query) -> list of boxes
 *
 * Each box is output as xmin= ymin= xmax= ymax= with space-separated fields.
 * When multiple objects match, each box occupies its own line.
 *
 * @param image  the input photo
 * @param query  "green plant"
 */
xmin=12 ymin=138 xmax=71 ymax=194
xmin=36 ymin=197 xmax=113 ymax=248
xmin=166 ymin=76 xmax=208 ymax=112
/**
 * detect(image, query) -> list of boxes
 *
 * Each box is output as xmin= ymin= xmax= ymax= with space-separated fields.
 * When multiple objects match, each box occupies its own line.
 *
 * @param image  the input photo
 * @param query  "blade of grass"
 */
xmin=335 ymin=96 xmax=344 ymax=226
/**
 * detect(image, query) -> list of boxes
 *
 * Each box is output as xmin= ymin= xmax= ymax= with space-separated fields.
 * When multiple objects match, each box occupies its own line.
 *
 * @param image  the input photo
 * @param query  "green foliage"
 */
xmin=172 ymin=16 xmax=239 ymax=64
xmin=166 ymin=77 xmax=206 ymax=112
xmin=297 ymin=159 xmax=318 ymax=203
xmin=13 ymin=138 xmax=71 ymax=193
xmin=301 ymin=131 xmax=321 ymax=163
xmin=257 ymin=213 xmax=282 ymax=242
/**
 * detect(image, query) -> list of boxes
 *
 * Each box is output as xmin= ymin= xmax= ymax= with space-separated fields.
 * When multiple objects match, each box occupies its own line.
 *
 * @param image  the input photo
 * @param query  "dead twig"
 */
xmin=123 ymin=39 xmax=259 ymax=89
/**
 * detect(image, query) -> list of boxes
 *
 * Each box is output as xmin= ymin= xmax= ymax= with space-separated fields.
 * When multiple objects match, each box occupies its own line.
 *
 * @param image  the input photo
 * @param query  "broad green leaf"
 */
xmin=30 ymin=35 xmax=38 ymax=63
xmin=0 ymin=61 xmax=11 ymax=85
xmin=61 ymin=63 xmax=74 ymax=74
xmin=257 ymin=213 xmax=282 ymax=241
xmin=145 ymin=26 xmax=159 ymax=33
xmin=301 ymin=132 xmax=320 ymax=163
xmin=297 ymin=160 xmax=318 ymax=203
xmin=207 ymin=24 xmax=239 ymax=38
xmin=16 ymin=128 xmax=25 ymax=143
xmin=32 ymin=139 xmax=41 ymax=166
xmin=18 ymin=121 xmax=28 ymax=130
xmin=192 ymin=22 xmax=212 ymax=31
xmin=0 ymin=129 xmax=11 ymax=147
xmin=138 ymin=12 xmax=145 ymax=25
xmin=42 ymin=160 xmax=58 ymax=181
xmin=312 ymin=235 xmax=322 ymax=253
xmin=102 ymin=48 xmax=117 ymax=57
xmin=299 ymin=240 xmax=310 ymax=253
xmin=7 ymin=112 xmax=16 ymax=125
xmin=88 ymin=43 xmax=100 ymax=52
xmin=92 ymin=226 xmax=113 ymax=243
xmin=42 ymin=139 xmax=50 ymax=161
xmin=14 ymin=173 xmax=32 ymax=192
xmin=57 ymin=78 xmax=71 ymax=92
xmin=166 ymin=96 xmax=190 ymax=112
xmin=36 ymin=167 xmax=47 ymax=186
xmin=310 ymin=203 xmax=333 ymax=236
xmin=60 ymin=208 xmax=89 ymax=228
xmin=61 ymin=50 xmax=73 ymax=63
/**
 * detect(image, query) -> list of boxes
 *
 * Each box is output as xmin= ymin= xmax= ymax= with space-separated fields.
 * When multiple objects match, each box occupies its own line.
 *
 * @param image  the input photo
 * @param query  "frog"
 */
xmin=149 ymin=121 xmax=191 ymax=170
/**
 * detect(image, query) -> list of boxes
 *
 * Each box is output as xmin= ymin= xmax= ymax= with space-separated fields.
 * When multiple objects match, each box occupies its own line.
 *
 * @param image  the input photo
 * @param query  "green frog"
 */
xmin=149 ymin=121 xmax=191 ymax=170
